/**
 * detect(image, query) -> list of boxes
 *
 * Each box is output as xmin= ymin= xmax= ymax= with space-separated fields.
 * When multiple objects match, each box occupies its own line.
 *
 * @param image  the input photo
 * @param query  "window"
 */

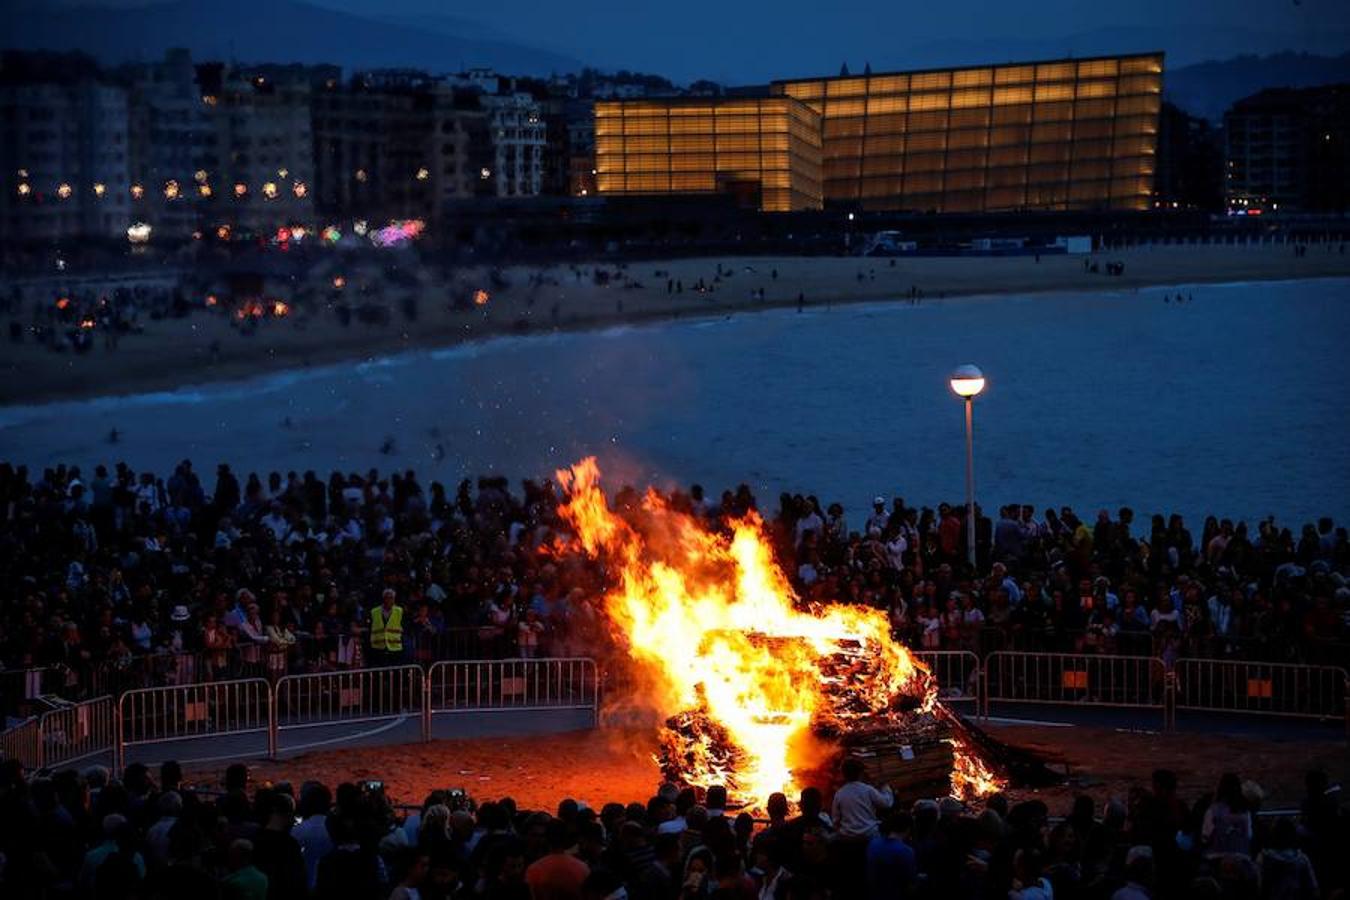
xmin=949 ymin=108 xmax=991 ymax=129
xmin=950 ymin=88 xmax=991 ymax=109
xmin=1077 ymin=59 xmax=1119 ymax=78
xmin=909 ymin=92 xmax=950 ymax=112
xmin=1035 ymin=62 xmax=1075 ymax=82
xmin=952 ymin=68 xmax=993 ymax=88
xmin=866 ymin=95 xmax=907 ymax=115
xmin=946 ymin=148 xmax=987 ymax=170
xmin=995 ymin=65 xmax=1035 ymax=84
xmin=993 ymin=86 xmax=1033 ymax=106
xmin=1034 ymin=83 xmax=1074 ymax=103
xmin=1120 ymin=56 xmax=1162 ymax=75
xmin=907 ymin=111 xmax=948 ymax=132
xmin=948 ymin=129 xmax=989 ymax=149
xmin=867 ymin=75 xmax=908 ymax=93
xmin=910 ymin=71 xmax=951 ymax=90
xmin=905 ymin=152 xmax=945 ymax=173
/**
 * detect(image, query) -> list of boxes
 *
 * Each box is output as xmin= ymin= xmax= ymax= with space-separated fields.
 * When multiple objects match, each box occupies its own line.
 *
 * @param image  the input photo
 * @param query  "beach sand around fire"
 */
xmin=7 ymin=243 xmax=1350 ymax=406
xmin=183 ymin=722 xmax=1349 ymax=814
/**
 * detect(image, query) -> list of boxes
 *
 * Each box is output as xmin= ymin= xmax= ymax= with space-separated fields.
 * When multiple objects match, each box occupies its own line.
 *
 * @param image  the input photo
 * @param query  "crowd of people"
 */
xmin=0 ymin=752 xmax=1344 ymax=900
xmin=1 ymin=459 xmax=1347 ymax=718
xmin=777 ymin=494 xmax=1348 ymax=667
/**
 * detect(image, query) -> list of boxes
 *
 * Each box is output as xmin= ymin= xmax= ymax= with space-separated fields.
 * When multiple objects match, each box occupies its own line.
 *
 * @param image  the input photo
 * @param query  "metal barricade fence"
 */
xmin=0 ymin=716 xmax=43 ymax=769
xmin=1 ymin=666 xmax=60 ymax=713
xmin=274 ymin=666 xmax=425 ymax=744
xmin=915 ymin=651 xmax=981 ymax=706
xmin=428 ymin=658 xmax=598 ymax=721
xmin=116 ymin=678 xmax=273 ymax=770
xmin=982 ymin=652 xmax=1169 ymax=723
xmin=1173 ymin=658 xmax=1350 ymax=725
xmin=40 ymin=696 xmax=115 ymax=769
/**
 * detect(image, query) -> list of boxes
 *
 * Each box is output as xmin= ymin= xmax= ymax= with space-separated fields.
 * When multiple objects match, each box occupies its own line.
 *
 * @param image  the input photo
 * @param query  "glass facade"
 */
xmin=773 ymin=53 xmax=1163 ymax=212
xmin=593 ymin=97 xmax=823 ymax=212
xmin=593 ymin=53 xmax=1162 ymax=213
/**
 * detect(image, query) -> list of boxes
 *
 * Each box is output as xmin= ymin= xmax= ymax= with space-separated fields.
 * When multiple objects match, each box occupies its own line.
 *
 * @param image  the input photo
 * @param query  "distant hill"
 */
xmin=1 ymin=0 xmax=582 ymax=76
xmin=1165 ymin=52 xmax=1350 ymax=122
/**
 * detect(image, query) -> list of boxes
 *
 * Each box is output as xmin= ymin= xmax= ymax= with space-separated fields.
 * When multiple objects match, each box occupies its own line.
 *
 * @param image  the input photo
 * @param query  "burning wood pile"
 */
xmin=554 ymin=457 xmax=1024 ymax=810
xmin=654 ymin=634 xmax=1001 ymax=803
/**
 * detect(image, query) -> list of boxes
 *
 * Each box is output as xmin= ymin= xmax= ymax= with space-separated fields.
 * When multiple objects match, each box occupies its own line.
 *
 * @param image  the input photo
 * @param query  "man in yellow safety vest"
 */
xmin=369 ymin=588 xmax=404 ymax=667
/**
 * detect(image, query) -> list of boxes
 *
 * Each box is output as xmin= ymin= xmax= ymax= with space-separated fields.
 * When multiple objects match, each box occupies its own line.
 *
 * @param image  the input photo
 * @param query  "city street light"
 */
xmin=950 ymin=364 xmax=985 ymax=569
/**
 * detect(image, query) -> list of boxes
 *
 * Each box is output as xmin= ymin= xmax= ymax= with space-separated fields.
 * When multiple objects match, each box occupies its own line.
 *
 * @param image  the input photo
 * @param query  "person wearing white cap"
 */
xmin=166 ymin=605 xmax=197 ymax=682
xmin=866 ymin=498 xmax=889 ymax=538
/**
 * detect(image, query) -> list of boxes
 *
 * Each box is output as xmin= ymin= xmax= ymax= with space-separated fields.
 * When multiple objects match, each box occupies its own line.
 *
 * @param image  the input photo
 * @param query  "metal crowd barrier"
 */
xmin=1173 ymin=658 xmax=1350 ymax=726
xmin=0 ymin=716 xmax=42 ymax=769
xmin=9 ymin=651 xmax=1350 ymax=774
xmin=982 ymin=651 xmax=1169 ymax=725
xmin=1 ymin=666 xmax=58 ymax=717
xmin=274 ymin=665 xmax=425 ymax=742
xmin=427 ymin=658 xmax=598 ymax=723
xmin=40 ymin=696 xmax=115 ymax=769
xmin=116 ymin=678 xmax=273 ymax=770
xmin=915 ymin=651 xmax=981 ymax=706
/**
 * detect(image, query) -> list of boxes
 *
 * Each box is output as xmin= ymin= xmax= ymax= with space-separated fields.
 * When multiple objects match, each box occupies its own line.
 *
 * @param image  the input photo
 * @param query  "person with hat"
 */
xmin=369 ymin=588 xmax=405 ymax=668
xmin=865 ymin=498 xmax=890 ymax=539
xmin=165 ymin=604 xmax=198 ymax=683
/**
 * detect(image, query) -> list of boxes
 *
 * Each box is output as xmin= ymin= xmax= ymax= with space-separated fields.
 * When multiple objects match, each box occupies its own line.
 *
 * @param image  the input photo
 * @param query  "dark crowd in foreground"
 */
xmin=0 ymin=753 xmax=1346 ymax=900
xmin=2 ymin=458 xmax=1347 ymax=713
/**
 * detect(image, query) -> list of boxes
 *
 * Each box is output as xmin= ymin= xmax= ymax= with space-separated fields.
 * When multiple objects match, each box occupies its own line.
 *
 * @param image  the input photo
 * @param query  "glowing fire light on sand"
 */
xmin=554 ymin=457 xmax=1004 ymax=808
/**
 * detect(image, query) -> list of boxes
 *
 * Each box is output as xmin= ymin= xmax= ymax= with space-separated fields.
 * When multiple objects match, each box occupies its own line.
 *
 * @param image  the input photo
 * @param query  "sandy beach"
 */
xmin=183 ymin=721 xmax=1349 ymax=814
xmin=5 ymin=243 xmax=1349 ymax=406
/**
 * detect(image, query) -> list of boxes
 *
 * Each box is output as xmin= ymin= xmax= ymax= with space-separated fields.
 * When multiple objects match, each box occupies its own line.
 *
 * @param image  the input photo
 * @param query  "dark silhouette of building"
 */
xmin=1154 ymin=101 xmax=1223 ymax=211
xmin=1224 ymin=84 xmax=1350 ymax=213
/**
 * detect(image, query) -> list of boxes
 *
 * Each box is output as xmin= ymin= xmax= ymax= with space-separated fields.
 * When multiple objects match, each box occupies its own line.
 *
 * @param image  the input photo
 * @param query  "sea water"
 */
xmin=2 ymin=278 xmax=1347 ymax=528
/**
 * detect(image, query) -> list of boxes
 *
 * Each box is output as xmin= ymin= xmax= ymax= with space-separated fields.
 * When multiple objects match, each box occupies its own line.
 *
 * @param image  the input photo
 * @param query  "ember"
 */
xmin=555 ymin=457 xmax=1009 ymax=809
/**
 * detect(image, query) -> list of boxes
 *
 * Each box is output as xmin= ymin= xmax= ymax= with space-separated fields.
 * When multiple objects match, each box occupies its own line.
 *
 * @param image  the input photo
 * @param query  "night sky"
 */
xmin=26 ymin=0 xmax=1350 ymax=82
xmin=306 ymin=0 xmax=1347 ymax=80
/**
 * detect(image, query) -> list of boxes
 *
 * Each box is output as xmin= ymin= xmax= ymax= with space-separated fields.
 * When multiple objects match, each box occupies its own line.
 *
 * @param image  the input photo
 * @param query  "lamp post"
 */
xmin=949 ymin=364 xmax=986 ymax=570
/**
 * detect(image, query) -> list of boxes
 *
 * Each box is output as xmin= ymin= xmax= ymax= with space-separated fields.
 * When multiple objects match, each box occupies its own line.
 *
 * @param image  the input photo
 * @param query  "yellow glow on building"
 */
xmin=596 ymin=53 xmax=1162 ymax=213
xmin=594 ymin=97 xmax=824 ymax=212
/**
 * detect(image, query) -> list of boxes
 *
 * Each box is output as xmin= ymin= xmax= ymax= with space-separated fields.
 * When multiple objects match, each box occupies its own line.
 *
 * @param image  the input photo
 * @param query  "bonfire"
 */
xmin=554 ymin=457 xmax=1008 ymax=809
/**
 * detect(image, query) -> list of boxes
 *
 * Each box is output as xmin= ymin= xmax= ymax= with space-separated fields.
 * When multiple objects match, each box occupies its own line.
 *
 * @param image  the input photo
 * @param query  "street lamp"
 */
xmin=950 ymin=364 xmax=985 ymax=569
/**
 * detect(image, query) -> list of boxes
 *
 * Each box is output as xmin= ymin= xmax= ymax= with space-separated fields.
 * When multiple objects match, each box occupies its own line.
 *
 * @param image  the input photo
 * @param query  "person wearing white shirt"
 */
xmin=831 ymin=758 xmax=893 ymax=841
xmin=655 ymin=817 xmax=686 ymax=835
xmin=293 ymin=785 xmax=334 ymax=891
xmin=884 ymin=532 xmax=908 ymax=570
xmin=145 ymin=792 xmax=182 ymax=868
xmin=261 ymin=504 xmax=289 ymax=541
xmin=796 ymin=508 xmax=824 ymax=545
xmin=865 ymin=499 xmax=889 ymax=538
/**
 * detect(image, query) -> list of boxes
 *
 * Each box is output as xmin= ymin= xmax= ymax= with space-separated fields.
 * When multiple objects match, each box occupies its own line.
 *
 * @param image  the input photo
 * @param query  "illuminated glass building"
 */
xmin=594 ymin=97 xmax=823 ymax=212
xmin=595 ymin=52 xmax=1163 ymax=213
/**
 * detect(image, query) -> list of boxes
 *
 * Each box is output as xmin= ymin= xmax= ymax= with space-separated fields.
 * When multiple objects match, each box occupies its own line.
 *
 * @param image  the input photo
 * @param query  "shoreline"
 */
xmin=5 ymin=244 xmax=1349 ymax=406
xmin=5 ymin=272 xmax=1349 ymax=420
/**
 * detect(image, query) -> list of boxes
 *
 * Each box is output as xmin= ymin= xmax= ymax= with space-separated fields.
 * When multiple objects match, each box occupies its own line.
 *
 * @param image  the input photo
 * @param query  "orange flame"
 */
xmin=555 ymin=457 xmax=949 ymax=807
xmin=948 ymin=732 xmax=1003 ymax=801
